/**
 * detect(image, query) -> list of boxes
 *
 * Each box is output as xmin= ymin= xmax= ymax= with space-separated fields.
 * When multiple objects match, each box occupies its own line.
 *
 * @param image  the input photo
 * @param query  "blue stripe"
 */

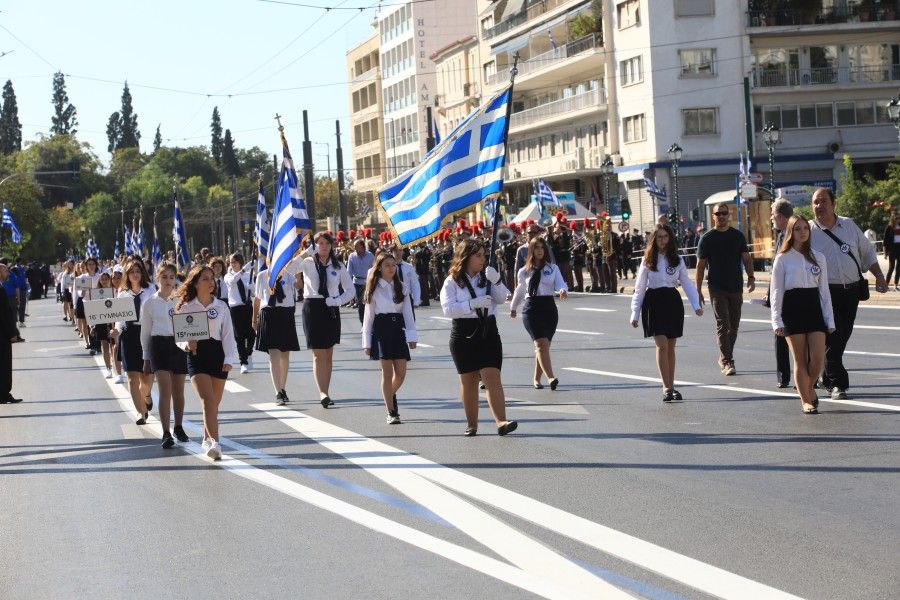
xmin=485 ymin=89 xmax=510 ymax=114
xmin=396 ymin=180 xmax=504 ymax=245
xmin=382 ymin=131 xmax=473 ymax=208
xmin=480 ymin=116 xmax=507 ymax=150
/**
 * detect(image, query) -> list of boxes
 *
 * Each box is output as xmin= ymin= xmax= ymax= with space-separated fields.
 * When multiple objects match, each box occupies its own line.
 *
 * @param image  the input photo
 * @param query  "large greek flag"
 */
xmin=537 ymin=178 xmax=562 ymax=206
xmin=254 ymin=180 xmax=270 ymax=272
xmin=1 ymin=206 xmax=22 ymax=243
xmin=172 ymin=187 xmax=190 ymax=270
xmin=85 ymin=238 xmax=100 ymax=259
xmin=266 ymin=131 xmax=312 ymax=291
xmin=378 ymin=85 xmax=512 ymax=247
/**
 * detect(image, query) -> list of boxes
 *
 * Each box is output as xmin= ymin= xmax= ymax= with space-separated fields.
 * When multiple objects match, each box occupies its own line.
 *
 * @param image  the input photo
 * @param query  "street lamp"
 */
xmin=763 ymin=121 xmax=781 ymax=197
xmin=888 ymin=94 xmax=900 ymax=147
xmin=314 ymin=141 xmax=331 ymax=178
xmin=601 ymin=156 xmax=614 ymax=210
xmin=667 ymin=143 xmax=682 ymax=233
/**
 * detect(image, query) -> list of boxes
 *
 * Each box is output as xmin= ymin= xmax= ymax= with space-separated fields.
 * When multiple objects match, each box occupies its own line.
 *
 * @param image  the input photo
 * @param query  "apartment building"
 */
xmin=347 ymin=32 xmax=386 ymax=221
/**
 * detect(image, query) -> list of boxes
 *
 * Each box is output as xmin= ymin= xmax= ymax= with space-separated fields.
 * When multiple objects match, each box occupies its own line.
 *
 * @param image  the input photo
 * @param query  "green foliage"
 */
xmin=107 ymin=83 xmax=140 ymax=153
xmin=150 ymin=146 xmax=220 ymax=187
xmin=0 ymin=80 xmax=22 ymax=155
xmin=16 ymin=134 xmax=104 ymax=209
xmin=153 ymin=125 xmax=162 ymax=153
xmin=50 ymin=72 xmax=78 ymax=136
xmin=210 ymin=107 xmax=223 ymax=165
xmin=836 ymin=155 xmax=900 ymax=232
xmin=222 ymin=129 xmax=239 ymax=177
xmin=314 ymin=176 xmax=339 ymax=219
xmin=569 ymin=3 xmax=602 ymax=39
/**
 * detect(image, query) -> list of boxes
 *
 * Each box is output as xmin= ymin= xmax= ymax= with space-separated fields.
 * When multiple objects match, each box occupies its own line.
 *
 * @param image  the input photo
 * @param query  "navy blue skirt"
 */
xmin=449 ymin=316 xmax=502 ymax=374
xmin=150 ymin=335 xmax=188 ymax=375
xmin=187 ymin=338 xmax=228 ymax=380
xmin=255 ymin=305 xmax=300 ymax=352
xmin=641 ymin=287 xmax=684 ymax=339
xmin=118 ymin=324 xmax=143 ymax=372
xmin=782 ymin=287 xmax=827 ymax=336
xmin=522 ymin=296 xmax=558 ymax=341
xmin=369 ymin=313 xmax=410 ymax=361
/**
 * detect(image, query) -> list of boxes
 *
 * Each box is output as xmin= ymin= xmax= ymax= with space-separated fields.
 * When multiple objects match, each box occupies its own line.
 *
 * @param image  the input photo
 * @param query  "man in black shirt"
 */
xmin=695 ymin=203 xmax=755 ymax=376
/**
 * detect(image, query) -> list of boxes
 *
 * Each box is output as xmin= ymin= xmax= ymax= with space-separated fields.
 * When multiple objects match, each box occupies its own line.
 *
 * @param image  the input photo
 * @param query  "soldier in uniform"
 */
xmin=413 ymin=243 xmax=432 ymax=306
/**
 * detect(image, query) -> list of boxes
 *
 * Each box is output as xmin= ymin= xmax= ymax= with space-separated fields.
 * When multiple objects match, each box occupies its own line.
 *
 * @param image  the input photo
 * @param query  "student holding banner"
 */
xmin=90 ymin=271 xmax=116 ymax=378
xmin=59 ymin=260 xmax=75 ymax=323
xmin=109 ymin=267 xmax=125 ymax=383
xmin=74 ymin=258 xmax=101 ymax=354
xmin=110 ymin=259 xmax=155 ymax=424
xmin=223 ymin=253 xmax=254 ymax=374
xmin=140 ymin=263 xmax=189 ymax=448
xmin=174 ymin=265 xmax=238 ymax=461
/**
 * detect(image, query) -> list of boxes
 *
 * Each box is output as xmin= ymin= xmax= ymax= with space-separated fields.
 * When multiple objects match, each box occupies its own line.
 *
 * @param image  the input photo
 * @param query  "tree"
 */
xmin=0 ymin=80 xmax=22 ymax=155
xmin=15 ymin=134 xmax=104 ymax=209
xmin=222 ymin=129 xmax=239 ymax=176
xmin=314 ymin=175 xmax=339 ymax=219
xmin=210 ymin=107 xmax=223 ymax=165
xmin=106 ymin=83 xmax=140 ymax=153
xmin=106 ymin=111 xmax=121 ymax=153
xmin=153 ymin=124 xmax=162 ymax=153
xmin=50 ymin=71 xmax=78 ymax=136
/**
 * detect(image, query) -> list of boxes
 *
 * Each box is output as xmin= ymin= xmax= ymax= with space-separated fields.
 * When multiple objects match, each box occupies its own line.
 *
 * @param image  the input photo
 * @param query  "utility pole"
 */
xmin=425 ymin=106 xmax=436 ymax=152
xmin=302 ymin=110 xmax=316 ymax=225
xmin=335 ymin=120 xmax=348 ymax=233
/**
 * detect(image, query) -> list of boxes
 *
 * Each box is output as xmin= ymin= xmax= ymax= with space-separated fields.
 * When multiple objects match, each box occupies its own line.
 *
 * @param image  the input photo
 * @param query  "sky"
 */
xmin=0 ymin=0 xmax=384 ymax=174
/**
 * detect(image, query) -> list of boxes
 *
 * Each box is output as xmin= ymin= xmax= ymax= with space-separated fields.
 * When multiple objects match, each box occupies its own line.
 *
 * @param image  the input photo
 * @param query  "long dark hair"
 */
xmin=313 ymin=231 xmax=342 ymax=268
xmin=175 ymin=265 xmax=214 ymax=310
xmin=643 ymin=225 xmax=680 ymax=272
xmin=779 ymin=215 xmax=818 ymax=266
xmin=364 ymin=252 xmax=404 ymax=304
xmin=448 ymin=239 xmax=486 ymax=288
xmin=524 ymin=237 xmax=551 ymax=271
xmin=119 ymin=258 xmax=150 ymax=292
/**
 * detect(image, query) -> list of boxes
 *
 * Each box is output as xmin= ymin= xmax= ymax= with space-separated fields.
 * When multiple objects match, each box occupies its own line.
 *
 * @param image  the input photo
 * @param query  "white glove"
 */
xmin=325 ymin=296 xmax=340 ymax=307
xmin=469 ymin=295 xmax=493 ymax=310
xmin=484 ymin=266 xmax=501 ymax=285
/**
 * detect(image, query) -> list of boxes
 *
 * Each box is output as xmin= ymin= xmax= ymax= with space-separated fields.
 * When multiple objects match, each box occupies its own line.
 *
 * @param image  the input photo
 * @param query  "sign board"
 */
xmin=618 ymin=221 xmax=629 ymax=233
xmin=84 ymin=296 xmax=137 ymax=326
xmin=88 ymin=287 xmax=114 ymax=301
xmin=172 ymin=312 xmax=210 ymax=341
xmin=740 ymin=183 xmax=758 ymax=200
xmin=73 ymin=276 xmax=93 ymax=295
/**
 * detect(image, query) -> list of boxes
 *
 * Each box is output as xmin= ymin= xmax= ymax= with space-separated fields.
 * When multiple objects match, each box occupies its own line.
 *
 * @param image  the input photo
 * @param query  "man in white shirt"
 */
xmin=347 ymin=238 xmax=375 ymax=323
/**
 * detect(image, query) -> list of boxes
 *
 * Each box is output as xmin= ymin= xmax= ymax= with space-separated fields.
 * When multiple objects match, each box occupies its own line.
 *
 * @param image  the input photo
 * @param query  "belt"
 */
xmin=829 ymin=282 xmax=859 ymax=291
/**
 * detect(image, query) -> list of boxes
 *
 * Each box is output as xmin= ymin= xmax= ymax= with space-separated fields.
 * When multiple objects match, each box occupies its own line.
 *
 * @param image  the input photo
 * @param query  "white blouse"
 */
xmin=139 ymin=292 xmax=178 ymax=359
xmin=254 ymin=269 xmax=298 ymax=308
xmin=361 ymin=279 xmax=418 ymax=349
xmin=510 ymin=263 xmax=568 ymax=312
xmin=630 ymin=257 xmax=701 ymax=323
xmin=174 ymin=297 xmax=240 ymax=366
xmin=114 ymin=286 xmax=156 ymax=331
xmin=295 ymin=255 xmax=355 ymax=306
xmin=440 ymin=273 xmax=509 ymax=319
xmin=770 ymin=248 xmax=835 ymax=331
xmin=74 ymin=273 xmax=101 ymax=298
xmin=396 ymin=260 xmax=422 ymax=307
xmin=224 ymin=269 xmax=253 ymax=307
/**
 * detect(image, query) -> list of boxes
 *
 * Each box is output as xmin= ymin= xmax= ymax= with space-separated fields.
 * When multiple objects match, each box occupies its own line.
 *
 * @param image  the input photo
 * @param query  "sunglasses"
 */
xmin=713 ymin=211 xmax=729 ymax=217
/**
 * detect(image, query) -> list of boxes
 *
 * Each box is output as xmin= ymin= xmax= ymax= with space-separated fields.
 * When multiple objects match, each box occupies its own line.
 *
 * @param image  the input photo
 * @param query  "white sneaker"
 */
xmin=115 ymin=373 xmax=126 ymax=384
xmin=105 ymin=368 xmax=113 ymax=379
xmin=246 ymin=357 xmax=253 ymax=370
xmin=206 ymin=440 xmax=222 ymax=461
xmin=201 ymin=438 xmax=211 ymax=452
xmin=240 ymin=364 xmax=249 ymax=374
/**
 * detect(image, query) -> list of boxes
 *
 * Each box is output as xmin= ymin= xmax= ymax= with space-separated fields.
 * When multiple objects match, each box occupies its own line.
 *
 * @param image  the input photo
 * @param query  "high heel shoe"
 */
xmin=497 ymin=421 xmax=518 ymax=436
xmin=320 ymin=395 xmax=334 ymax=408
xmin=549 ymin=378 xmax=559 ymax=391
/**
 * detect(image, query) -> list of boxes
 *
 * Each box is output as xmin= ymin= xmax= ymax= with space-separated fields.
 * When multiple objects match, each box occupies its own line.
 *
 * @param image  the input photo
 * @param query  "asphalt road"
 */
xmin=2 ymin=291 xmax=898 ymax=600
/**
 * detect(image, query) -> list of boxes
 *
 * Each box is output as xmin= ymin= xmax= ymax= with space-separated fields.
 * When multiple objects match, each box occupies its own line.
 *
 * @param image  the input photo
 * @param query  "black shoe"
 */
xmin=549 ymin=378 xmax=559 ymax=391
xmin=161 ymin=432 xmax=175 ymax=449
xmin=392 ymin=393 xmax=398 ymax=414
xmin=173 ymin=425 xmax=189 ymax=443
xmin=464 ymin=427 xmax=477 ymax=437
xmin=145 ymin=397 xmax=153 ymax=413
xmin=479 ymin=381 xmax=486 ymax=390
xmin=135 ymin=417 xmax=147 ymax=425
xmin=498 ymin=421 xmax=518 ymax=436
xmin=671 ymin=389 xmax=683 ymax=401
xmin=533 ymin=382 xmax=544 ymax=389
xmin=777 ymin=381 xmax=789 ymax=389
xmin=276 ymin=390 xmax=287 ymax=406
xmin=663 ymin=390 xmax=674 ymax=403
xmin=280 ymin=389 xmax=290 ymax=403
xmin=320 ymin=395 xmax=333 ymax=408
xmin=0 ymin=396 xmax=22 ymax=404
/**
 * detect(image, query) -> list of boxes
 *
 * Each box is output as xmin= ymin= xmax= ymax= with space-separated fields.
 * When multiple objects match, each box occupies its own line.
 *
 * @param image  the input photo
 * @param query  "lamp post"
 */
xmin=314 ymin=141 xmax=330 ymax=178
xmin=888 ymin=94 xmax=900 ymax=147
xmin=667 ymin=143 xmax=682 ymax=234
xmin=763 ymin=121 xmax=781 ymax=198
xmin=601 ymin=155 xmax=614 ymax=210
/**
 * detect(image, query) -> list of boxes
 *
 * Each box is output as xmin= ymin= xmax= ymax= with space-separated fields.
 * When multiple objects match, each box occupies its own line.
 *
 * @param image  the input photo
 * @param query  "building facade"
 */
xmin=347 ymin=32 xmax=386 ymax=222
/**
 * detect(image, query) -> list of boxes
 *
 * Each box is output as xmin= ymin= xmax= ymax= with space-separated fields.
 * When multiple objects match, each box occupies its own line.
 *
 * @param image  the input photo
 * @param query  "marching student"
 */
xmin=439 ymin=239 xmax=517 ymax=436
xmin=90 ymin=271 xmax=116 ymax=378
xmin=630 ymin=225 xmax=703 ymax=402
xmin=297 ymin=232 xmax=354 ymax=408
xmin=74 ymin=257 xmax=101 ymax=353
xmin=362 ymin=252 xmax=417 ymax=424
xmin=109 ymin=267 xmax=126 ymax=383
xmin=389 ymin=245 xmax=422 ymax=308
xmin=510 ymin=237 xmax=568 ymax=391
xmin=110 ymin=258 xmax=155 ymax=424
xmin=209 ymin=256 xmax=228 ymax=302
xmin=175 ymin=265 xmax=239 ymax=460
xmin=224 ymin=253 xmax=255 ymax=374
xmin=253 ymin=258 xmax=302 ymax=406
xmin=59 ymin=260 xmax=75 ymax=322
xmin=141 ymin=262 xmax=189 ymax=448
xmin=771 ymin=215 xmax=836 ymax=414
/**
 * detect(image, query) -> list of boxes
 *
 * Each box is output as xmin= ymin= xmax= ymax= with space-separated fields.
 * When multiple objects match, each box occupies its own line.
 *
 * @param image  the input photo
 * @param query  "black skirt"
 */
xmin=150 ymin=335 xmax=188 ymax=374
xmin=63 ymin=289 xmax=73 ymax=304
xmin=93 ymin=323 xmax=110 ymax=342
xmin=522 ymin=296 xmax=559 ymax=341
xmin=782 ymin=287 xmax=827 ymax=336
xmin=74 ymin=296 xmax=86 ymax=319
xmin=187 ymin=338 xmax=228 ymax=380
xmin=256 ymin=305 xmax=300 ymax=352
xmin=641 ymin=287 xmax=684 ymax=339
xmin=302 ymin=298 xmax=341 ymax=350
xmin=118 ymin=324 xmax=144 ymax=372
xmin=449 ymin=316 xmax=502 ymax=374
xmin=370 ymin=313 xmax=410 ymax=361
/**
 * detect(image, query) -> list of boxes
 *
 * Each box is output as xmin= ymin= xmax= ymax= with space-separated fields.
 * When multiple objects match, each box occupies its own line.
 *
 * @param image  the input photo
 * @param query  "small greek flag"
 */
xmin=114 ymin=236 xmax=120 ymax=260
xmin=254 ymin=180 xmax=270 ymax=272
xmin=86 ymin=238 xmax=100 ymax=259
xmin=137 ymin=213 xmax=144 ymax=254
xmin=124 ymin=223 xmax=133 ymax=256
xmin=739 ymin=153 xmax=746 ymax=179
xmin=1 ymin=206 xmax=22 ymax=244
xmin=172 ymin=187 xmax=190 ymax=270
xmin=537 ymin=178 xmax=561 ymax=206
xmin=548 ymin=30 xmax=558 ymax=51
xmin=643 ymin=177 xmax=668 ymax=202
xmin=433 ymin=116 xmax=441 ymax=146
xmin=378 ymin=85 xmax=512 ymax=246
xmin=267 ymin=130 xmax=312 ymax=291
xmin=152 ymin=216 xmax=161 ymax=266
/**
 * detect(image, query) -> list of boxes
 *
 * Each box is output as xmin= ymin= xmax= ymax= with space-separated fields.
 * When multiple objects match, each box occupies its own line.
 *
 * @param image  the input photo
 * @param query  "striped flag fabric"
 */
xmin=433 ymin=116 xmax=441 ymax=146
xmin=537 ymin=178 xmax=562 ymax=206
xmin=1 ymin=206 xmax=22 ymax=244
xmin=377 ymin=85 xmax=512 ymax=247
xmin=137 ymin=212 xmax=144 ymax=254
xmin=131 ymin=215 xmax=140 ymax=256
xmin=643 ymin=177 xmax=668 ymax=202
xmin=114 ymin=236 xmax=120 ymax=260
xmin=124 ymin=223 xmax=133 ymax=256
xmin=151 ymin=215 xmax=161 ymax=266
xmin=548 ymin=30 xmax=558 ymax=51
xmin=254 ymin=180 xmax=271 ymax=272
xmin=739 ymin=153 xmax=746 ymax=179
xmin=266 ymin=130 xmax=312 ymax=291
xmin=172 ymin=187 xmax=190 ymax=270
xmin=85 ymin=238 xmax=100 ymax=259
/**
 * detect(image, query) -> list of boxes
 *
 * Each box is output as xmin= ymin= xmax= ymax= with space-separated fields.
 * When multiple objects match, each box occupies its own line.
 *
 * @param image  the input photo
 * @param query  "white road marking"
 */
xmin=430 ymin=316 xmax=452 ymax=322
xmin=416 ymin=343 xmax=434 ymax=348
xmin=564 ymin=367 xmax=900 ymax=412
xmin=575 ymin=308 xmax=617 ymax=313
xmin=119 ymin=424 xmax=145 ymax=439
xmin=223 ymin=381 xmax=250 ymax=393
xmin=844 ymin=350 xmax=900 ymax=358
xmin=556 ymin=329 xmax=605 ymax=336
xmin=255 ymin=403 xmax=803 ymax=600
xmin=33 ymin=344 xmax=84 ymax=353
xmin=740 ymin=318 xmax=900 ymax=331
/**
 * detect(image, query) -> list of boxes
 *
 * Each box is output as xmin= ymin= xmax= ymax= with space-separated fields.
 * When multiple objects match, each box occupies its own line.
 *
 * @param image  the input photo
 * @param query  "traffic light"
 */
xmin=691 ymin=207 xmax=700 ymax=221
xmin=621 ymin=198 xmax=631 ymax=221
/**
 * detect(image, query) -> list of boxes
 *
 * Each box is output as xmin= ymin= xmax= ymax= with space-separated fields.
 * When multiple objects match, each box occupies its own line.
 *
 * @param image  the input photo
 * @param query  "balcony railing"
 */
xmin=352 ymin=66 xmax=379 ymax=85
xmin=487 ymin=33 xmax=602 ymax=87
xmin=747 ymin=3 xmax=898 ymax=27
xmin=385 ymin=131 xmax=419 ymax=151
xmin=510 ymin=88 xmax=606 ymax=129
xmin=483 ymin=0 xmax=577 ymax=40
xmin=752 ymin=64 xmax=899 ymax=87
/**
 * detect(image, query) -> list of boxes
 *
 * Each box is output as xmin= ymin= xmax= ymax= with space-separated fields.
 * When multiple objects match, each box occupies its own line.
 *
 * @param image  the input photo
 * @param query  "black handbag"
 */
xmin=820 ymin=228 xmax=870 ymax=301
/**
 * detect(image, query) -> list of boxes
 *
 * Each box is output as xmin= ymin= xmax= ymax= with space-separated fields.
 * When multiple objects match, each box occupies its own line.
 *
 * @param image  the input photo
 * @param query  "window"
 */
xmin=856 ymin=101 xmax=875 ymax=126
xmin=762 ymin=106 xmax=781 ymax=129
xmin=781 ymin=105 xmax=798 ymax=129
xmin=623 ymin=114 xmax=646 ymax=143
xmin=816 ymin=103 xmax=834 ymax=127
xmin=836 ymin=102 xmax=856 ymax=126
xmin=683 ymin=108 xmax=718 ymax=135
xmin=679 ymin=49 xmax=716 ymax=77
xmin=620 ymin=56 xmax=643 ymax=86
xmin=876 ymin=100 xmax=893 ymax=124
xmin=675 ymin=0 xmax=714 ymax=16
xmin=617 ymin=1 xmax=640 ymax=29
xmin=799 ymin=105 xmax=816 ymax=128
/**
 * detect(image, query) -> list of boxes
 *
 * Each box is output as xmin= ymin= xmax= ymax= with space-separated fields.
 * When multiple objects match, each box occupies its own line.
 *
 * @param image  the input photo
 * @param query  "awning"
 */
xmin=500 ymin=0 xmax=526 ymax=21
xmin=491 ymin=32 xmax=530 ymax=56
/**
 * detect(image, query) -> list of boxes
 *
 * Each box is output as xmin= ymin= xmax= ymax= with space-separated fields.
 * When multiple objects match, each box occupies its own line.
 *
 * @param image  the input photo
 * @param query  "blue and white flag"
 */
xmin=151 ymin=216 xmax=161 ymax=266
xmin=433 ymin=116 xmax=441 ymax=146
xmin=643 ymin=177 xmax=668 ymax=202
xmin=124 ymin=223 xmax=133 ymax=256
xmin=172 ymin=187 xmax=190 ymax=270
xmin=537 ymin=178 xmax=561 ymax=206
xmin=85 ymin=238 xmax=100 ymax=259
xmin=254 ymin=180 xmax=271 ymax=272
xmin=137 ymin=212 xmax=144 ymax=254
xmin=1 ymin=206 xmax=22 ymax=244
xmin=114 ymin=236 xmax=120 ymax=260
xmin=267 ymin=131 xmax=312 ymax=291
xmin=378 ymin=85 xmax=512 ymax=247
xmin=739 ymin=153 xmax=746 ymax=179
xmin=131 ymin=215 xmax=140 ymax=256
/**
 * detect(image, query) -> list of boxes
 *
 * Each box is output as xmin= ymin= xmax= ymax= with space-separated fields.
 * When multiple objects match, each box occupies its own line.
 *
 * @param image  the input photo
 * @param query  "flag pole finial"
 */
xmin=274 ymin=114 xmax=284 ymax=132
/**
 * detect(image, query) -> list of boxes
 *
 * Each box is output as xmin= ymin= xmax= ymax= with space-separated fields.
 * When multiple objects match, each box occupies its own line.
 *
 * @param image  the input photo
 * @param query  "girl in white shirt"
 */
xmin=510 ymin=237 xmax=568 ymax=390
xmin=109 ymin=268 xmax=125 ymax=383
xmin=770 ymin=215 xmax=836 ymax=414
xmin=89 ymin=271 xmax=115 ymax=379
xmin=630 ymin=225 xmax=703 ymax=403
xmin=296 ymin=232 xmax=354 ymax=408
xmin=60 ymin=260 xmax=75 ymax=323
xmin=362 ymin=252 xmax=418 ymax=424
xmin=174 ymin=265 xmax=239 ymax=460
xmin=253 ymin=264 xmax=302 ymax=406
xmin=74 ymin=258 xmax=101 ymax=354
xmin=140 ymin=263 xmax=189 ymax=449
xmin=439 ymin=239 xmax=517 ymax=437
xmin=224 ymin=253 xmax=255 ymax=373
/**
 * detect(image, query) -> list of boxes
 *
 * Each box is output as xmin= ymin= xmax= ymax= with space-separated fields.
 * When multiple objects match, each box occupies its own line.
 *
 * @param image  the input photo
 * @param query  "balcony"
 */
xmin=506 ymin=146 xmax=609 ymax=183
xmin=747 ymin=2 xmax=898 ymax=27
xmin=352 ymin=66 xmax=379 ymax=86
xmin=483 ymin=0 xmax=574 ymax=41
xmin=385 ymin=130 xmax=419 ymax=152
xmin=487 ymin=34 xmax=602 ymax=88
xmin=752 ymin=64 xmax=900 ymax=88
xmin=510 ymin=88 xmax=606 ymax=132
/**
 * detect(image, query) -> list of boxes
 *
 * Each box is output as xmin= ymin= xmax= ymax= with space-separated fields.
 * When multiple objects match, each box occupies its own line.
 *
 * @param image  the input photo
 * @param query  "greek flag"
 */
xmin=739 ymin=153 xmax=747 ymax=179
xmin=172 ymin=187 xmax=190 ymax=270
xmin=537 ymin=178 xmax=561 ymax=206
xmin=124 ymin=223 xmax=133 ymax=256
xmin=114 ymin=236 xmax=119 ymax=260
xmin=433 ymin=116 xmax=441 ymax=146
xmin=137 ymin=213 xmax=144 ymax=254
xmin=86 ymin=238 xmax=100 ymax=259
xmin=643 ymin=177 xmax=668 ymax=202
xmin=266 ymin=131 xmax=312 ymax=291
xmin=254 ymin=180 xmax=270 ymax=272
xmin=548 ymin=30 xmax=558 ymax=51
xmin=131 ymin=215 xmax=140 ymax=256
xmin=378 ymin=85 xmax=512 ymax=247
xmin=151 ymin=217 xmax=161 ymax=266
xmin=1 ymin=206 xmax=22 ymax=244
